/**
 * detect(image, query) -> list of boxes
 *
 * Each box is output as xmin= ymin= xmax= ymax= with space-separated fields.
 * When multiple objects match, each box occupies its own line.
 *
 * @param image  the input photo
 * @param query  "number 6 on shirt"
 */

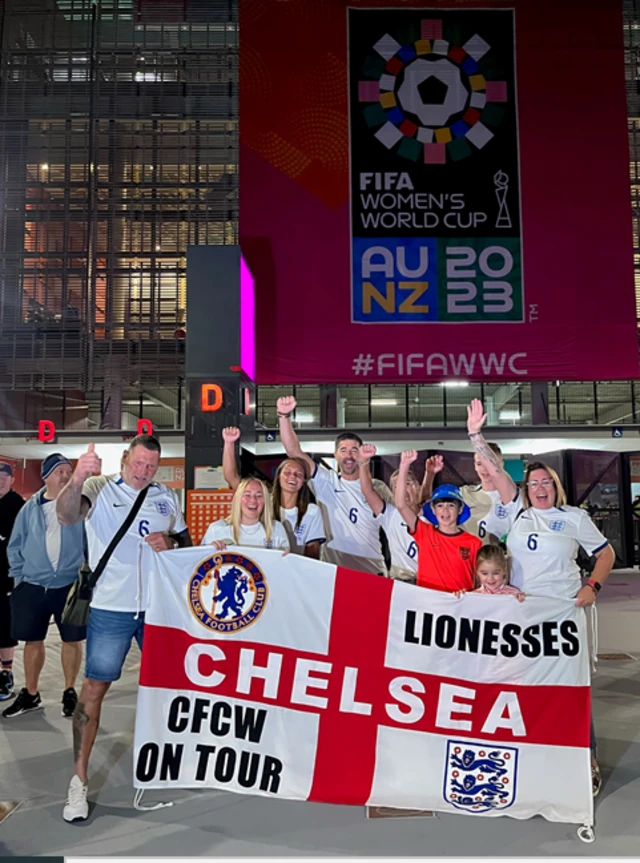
xmin=527 ymin=533 xmax=538 ymax=551
xmin=349 ymin=507 xmax=358 ymax=524
xmin=138 ymin=519 xmax=150 ymax=537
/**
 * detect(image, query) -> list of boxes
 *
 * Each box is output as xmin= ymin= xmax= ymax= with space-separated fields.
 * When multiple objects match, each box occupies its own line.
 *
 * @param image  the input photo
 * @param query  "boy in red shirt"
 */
xmin=394 ymin=450 xmax=482 ymax=592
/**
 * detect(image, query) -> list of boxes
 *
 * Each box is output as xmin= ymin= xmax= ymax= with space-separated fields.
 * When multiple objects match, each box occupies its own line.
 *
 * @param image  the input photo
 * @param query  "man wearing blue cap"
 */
xmin=394 ymin=450 xmax=482 ymax=593
xmin=0 ymin=462 xmax=25 ymax=701
xmin=2 ymin=454 xmax=86 ymax=719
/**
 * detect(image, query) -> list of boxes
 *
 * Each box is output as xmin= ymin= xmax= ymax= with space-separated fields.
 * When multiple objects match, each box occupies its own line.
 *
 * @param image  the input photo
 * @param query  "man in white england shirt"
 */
xmin=277 ymin=396 xmax=388 ymax=575
xmin=56 ymin=434 xmax=191 ymax=822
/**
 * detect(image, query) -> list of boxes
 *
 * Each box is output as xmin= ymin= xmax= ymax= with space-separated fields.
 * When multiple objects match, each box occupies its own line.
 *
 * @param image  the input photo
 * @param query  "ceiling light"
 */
xmin=371 ymin=399 xmax=397 ymax=406
xmin=499 ymin=410 xmax=521 ymax=421
xmin=441 ymin=381 xmax=469 ymax=388
xmin=294 ymin=413 xmax=315 ymax=423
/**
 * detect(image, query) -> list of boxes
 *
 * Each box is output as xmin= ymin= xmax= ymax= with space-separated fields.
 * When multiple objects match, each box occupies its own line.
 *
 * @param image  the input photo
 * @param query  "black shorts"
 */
xmin=10 ymin=581 xmax=86 ymax=643
xmin=0 ymin=592 xmax=18 ymax=649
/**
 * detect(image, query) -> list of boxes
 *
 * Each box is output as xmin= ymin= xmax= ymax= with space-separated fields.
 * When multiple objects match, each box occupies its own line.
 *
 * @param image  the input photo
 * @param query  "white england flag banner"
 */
xmin=133 ymin=546 xmax=593 ymax=827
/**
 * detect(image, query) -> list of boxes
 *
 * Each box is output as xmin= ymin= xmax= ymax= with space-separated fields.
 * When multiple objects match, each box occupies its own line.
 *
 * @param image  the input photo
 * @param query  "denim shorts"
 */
xmin=85 ymin=608 xmax=145 ymax=682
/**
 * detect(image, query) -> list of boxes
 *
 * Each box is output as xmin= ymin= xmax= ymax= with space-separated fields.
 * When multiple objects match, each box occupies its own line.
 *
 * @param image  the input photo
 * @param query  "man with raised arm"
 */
xmin=277 ymin=396 xmax=389 ymax=575
xmin=55 ymin=435 xmax=192 ymax=823
xmin=358 ymin=443 xmax=421 ymax=583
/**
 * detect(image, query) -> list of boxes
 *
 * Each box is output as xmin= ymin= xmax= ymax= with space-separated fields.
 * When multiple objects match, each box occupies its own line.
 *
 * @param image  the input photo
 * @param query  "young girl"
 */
xmin=457 ymin=546 xmax=525 ymax=601
xmin=201 ymin=477 xmax=289 ymax=551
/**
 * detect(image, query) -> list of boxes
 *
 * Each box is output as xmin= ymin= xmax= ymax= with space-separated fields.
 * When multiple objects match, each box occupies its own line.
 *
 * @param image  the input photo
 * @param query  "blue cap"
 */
xmin=41 ymin=453 xmax=72 ymax=480
xmin=423 ymin=483 xmax=471 ymax=526
xmin=0 ymin=463 xmax=13 ymax=477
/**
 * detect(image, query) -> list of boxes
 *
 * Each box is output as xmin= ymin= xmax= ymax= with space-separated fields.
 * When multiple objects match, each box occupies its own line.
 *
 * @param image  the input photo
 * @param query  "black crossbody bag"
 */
xmin=62 ymin=485 xmax=150 ymax=627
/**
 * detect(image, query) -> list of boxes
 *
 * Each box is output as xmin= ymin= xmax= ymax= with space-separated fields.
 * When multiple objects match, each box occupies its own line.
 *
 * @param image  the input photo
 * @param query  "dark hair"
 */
xmin=272 ymin=457 xmax=310 ymax=530
xmin=127 ymin=434 xmax=161 ymax=454
xmin=487 ymin=442 xmax=502 ymax=457
xmin=334 ymin=432 xmax=363 ymax=449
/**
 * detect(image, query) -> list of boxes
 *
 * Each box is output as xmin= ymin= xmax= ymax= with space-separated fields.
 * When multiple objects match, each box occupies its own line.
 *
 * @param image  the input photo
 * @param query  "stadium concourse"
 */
xmin=0 ymin=573 xmax=638 ymax=857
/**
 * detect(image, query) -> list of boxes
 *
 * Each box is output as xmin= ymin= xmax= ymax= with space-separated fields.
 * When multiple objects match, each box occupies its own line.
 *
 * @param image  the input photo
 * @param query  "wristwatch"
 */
xmin=587 ymin=580 xmax=601 ymax=594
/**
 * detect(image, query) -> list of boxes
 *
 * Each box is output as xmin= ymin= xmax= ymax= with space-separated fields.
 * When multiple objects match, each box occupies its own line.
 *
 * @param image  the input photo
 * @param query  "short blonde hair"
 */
xmin=521 ymin=461 xmax=567 ymax=508
xmin=227 ymin=477 xmax=273 ymax=545
xmin=390 ymin=468 xmax=419 ymax=487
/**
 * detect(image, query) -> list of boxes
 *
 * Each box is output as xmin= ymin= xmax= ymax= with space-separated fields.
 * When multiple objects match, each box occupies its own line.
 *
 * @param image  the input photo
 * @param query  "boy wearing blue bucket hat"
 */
xmin=394 ymin=451 xmax=482 ymax=593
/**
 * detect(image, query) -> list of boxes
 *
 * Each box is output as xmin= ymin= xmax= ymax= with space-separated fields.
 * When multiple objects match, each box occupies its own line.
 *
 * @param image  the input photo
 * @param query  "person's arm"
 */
xmin=394 ymin=450 xmax=419 ymax=531
xmin=303 ymin=541 xmax=321 ymax=560
xmin=576 ymin=543 xmax=615 ymax=607
xmin=276 ymin=396 xmax=315 ymax=478
xmin=7 ymin=505 xmax=26 ymax=583
xmin=466 ymin=399 xmax=517 ymax=505
xmin=420 ymin=455 xmax=443 ymax=504
xmin=358 ymin=444 xmax=384 ymax=517
xmin=56 ymin=443 xmax=101 ymax=525
xmin=222 ymin=426 xmax=242 ymax=491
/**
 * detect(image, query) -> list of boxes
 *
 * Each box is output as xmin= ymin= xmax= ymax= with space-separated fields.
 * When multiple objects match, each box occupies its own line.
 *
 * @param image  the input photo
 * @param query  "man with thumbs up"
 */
xmin=56 ymin=434 xmax=192 ymax=822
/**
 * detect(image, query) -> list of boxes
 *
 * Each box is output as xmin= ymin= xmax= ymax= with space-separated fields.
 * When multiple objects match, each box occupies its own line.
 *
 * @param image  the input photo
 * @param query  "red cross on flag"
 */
xmin=134 ymin=546 xmax=593 ymax=829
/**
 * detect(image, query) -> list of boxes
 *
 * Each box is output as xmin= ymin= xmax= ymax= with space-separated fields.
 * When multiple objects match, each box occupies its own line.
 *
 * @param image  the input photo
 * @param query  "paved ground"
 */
xmin=1 ymin=573 xmax=640 ymax=857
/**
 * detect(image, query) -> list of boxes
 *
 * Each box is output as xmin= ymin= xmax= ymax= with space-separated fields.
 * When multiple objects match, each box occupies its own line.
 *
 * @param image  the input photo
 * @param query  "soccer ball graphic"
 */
xmin=398 ymin=58 xmax=468 ymax=128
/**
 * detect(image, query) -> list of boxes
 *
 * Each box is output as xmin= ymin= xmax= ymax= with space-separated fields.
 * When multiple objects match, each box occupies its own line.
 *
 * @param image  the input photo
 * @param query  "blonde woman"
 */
xmin=201 ymin=477 xmax=289 ymax=551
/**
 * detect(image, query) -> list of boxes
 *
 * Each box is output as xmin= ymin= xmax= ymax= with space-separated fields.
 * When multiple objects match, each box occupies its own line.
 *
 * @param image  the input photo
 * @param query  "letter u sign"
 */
xmin=201 ymin=384 xmax=223 ymax=412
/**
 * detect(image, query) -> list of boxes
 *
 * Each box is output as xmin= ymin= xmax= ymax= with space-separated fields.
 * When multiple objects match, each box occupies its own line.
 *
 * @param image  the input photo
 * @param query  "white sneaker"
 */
xmin=63 ymin=775 xmax=89 ymax=822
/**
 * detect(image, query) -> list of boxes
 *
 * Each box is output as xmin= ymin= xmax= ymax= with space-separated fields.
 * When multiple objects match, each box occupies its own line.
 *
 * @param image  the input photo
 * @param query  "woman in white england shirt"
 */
xmin=201 ymin=477 xmax=289 ymax=551
xmin=221 ymin=426 xmax=325 ymax=557
xmin=468 ymin=401 xmax=615 ymax=796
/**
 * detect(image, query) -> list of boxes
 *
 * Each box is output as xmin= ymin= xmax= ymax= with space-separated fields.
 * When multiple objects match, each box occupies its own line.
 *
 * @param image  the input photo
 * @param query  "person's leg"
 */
xmin=63 ymin=608 xmax=141 ymax=821
xmin=0 ymin=591 xmax=18 ymax=699
xmin=23 ymin=641 xmax=45 ymax=694
xmin=61 ymin=642 xmax=82 ymax=690
xmin=3 ymin=583 xmax=48 ymax=716
xmin=72 ymin=677 xmax=110 ymax=783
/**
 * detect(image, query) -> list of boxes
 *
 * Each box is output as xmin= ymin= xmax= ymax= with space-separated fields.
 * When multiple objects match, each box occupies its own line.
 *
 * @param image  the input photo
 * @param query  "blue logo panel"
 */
xmin=352 ymin=237 xmax=439 ymax=322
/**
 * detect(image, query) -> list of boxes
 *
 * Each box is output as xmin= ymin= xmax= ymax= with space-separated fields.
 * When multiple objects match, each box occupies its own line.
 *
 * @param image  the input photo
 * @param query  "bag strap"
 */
xmin=87 ymin=484 xmax=150 ymax=589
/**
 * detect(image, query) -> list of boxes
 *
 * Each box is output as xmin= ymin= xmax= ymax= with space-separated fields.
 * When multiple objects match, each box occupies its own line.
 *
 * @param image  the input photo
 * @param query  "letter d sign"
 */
xmin=137 ymin=419 xmax=153 ymax=436
xmin=38 ymin=420 xmax=56 ymax=443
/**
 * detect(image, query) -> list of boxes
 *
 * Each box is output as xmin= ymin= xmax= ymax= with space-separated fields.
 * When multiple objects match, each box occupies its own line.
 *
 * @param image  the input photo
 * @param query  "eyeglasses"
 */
xmin=526 ymin=479 xmax=554 ymax=489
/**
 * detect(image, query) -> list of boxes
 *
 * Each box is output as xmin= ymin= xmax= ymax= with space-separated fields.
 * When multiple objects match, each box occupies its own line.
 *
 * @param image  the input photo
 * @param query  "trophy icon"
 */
xmin=494 ymin=170 xmax=512 ymax=229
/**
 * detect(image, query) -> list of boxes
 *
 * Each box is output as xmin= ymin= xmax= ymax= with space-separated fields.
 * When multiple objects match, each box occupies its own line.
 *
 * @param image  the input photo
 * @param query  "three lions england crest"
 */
xmin=443 ymin=741 xmax=518 ymax=813
xmin=188 ymin=552 xmax=268 ymax=633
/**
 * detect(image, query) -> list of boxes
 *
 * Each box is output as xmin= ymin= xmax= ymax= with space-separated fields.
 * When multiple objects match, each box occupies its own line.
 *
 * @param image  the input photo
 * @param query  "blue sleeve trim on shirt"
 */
xmin=176 ymin=527 xmax=190 ymax=535
xmin=306 ymin=537 xmax=326 ymax=546
xmin=590 ymin=540 xmax=610 ymax=555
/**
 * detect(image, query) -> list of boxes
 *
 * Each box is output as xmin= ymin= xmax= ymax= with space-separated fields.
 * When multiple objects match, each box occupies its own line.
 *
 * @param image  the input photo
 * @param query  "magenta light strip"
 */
xmin=240 ymin=254 xmax=256 ymax=382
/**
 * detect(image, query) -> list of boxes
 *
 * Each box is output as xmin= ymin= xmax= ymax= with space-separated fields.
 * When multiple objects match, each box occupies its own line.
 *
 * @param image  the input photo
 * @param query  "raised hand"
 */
xmin=222 ymin=426 xmax=241 ymax=443
xmin=277 ymin=395 xmax=297 ymax=417
xmin=73 ymin=443 xmax=101 ymax=485
xmin=467 ymin=399 xmax=487 ymax=435
xmin=359 ymin=443 xmax=377 ymax=464
xmin=400 ymin=449 xmax=418 ymax=466
xmin=425 ymin=454 xmax=444 ymax=475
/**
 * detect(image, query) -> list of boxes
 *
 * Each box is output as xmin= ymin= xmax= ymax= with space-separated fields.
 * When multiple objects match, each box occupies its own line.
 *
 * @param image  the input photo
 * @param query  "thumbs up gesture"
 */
xmin=73 ymin=443 xmax=102 ymax=486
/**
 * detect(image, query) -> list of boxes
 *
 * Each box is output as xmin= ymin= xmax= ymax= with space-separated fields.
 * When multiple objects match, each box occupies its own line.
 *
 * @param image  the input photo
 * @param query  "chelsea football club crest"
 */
xmin=443 ymin=741 xmax=518 ymax=813
xmin=188 ymin=552 xmax=268 ymax=633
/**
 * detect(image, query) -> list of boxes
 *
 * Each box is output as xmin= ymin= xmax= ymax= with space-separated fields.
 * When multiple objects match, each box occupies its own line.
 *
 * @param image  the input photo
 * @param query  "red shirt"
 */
xmin=410 ymin=520 xmax=482 ymax=592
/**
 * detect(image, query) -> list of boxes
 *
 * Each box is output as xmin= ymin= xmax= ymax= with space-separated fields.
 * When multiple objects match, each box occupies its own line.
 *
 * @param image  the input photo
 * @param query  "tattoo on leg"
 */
xmin=72 ymin=701 xmax=89 ymax=763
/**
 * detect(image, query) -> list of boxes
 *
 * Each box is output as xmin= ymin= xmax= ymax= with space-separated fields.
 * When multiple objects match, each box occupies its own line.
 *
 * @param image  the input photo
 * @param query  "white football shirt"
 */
xmin=309 ymin=463 xmax=386 ymax=575
xmin=201 ymin=519 xmax=289 ymax=550
xmin=506 ymin=504 xmax=609 ymax=599
xmin=83 ymin=474 xmax=188 ymax=613
xmin=375 ymin=502 xmax=418 ymax=582
xmin=279 ymin=503 xmax=326 ymax=556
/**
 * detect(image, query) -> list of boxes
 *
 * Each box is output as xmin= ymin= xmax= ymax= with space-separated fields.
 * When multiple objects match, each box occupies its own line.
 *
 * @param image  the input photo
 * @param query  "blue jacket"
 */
xmin=8 ymin=489 xmax=85 ymax=589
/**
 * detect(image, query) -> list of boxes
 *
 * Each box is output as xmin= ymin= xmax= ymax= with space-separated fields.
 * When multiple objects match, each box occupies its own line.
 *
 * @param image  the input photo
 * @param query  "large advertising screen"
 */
xmin=240 ymin=1 xmax=638 ymax=383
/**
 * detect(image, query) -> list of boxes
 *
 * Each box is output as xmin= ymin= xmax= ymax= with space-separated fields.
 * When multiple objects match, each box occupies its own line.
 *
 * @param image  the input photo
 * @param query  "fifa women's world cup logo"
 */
xmin=188 ymin=552 xmax=269 ymax=633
